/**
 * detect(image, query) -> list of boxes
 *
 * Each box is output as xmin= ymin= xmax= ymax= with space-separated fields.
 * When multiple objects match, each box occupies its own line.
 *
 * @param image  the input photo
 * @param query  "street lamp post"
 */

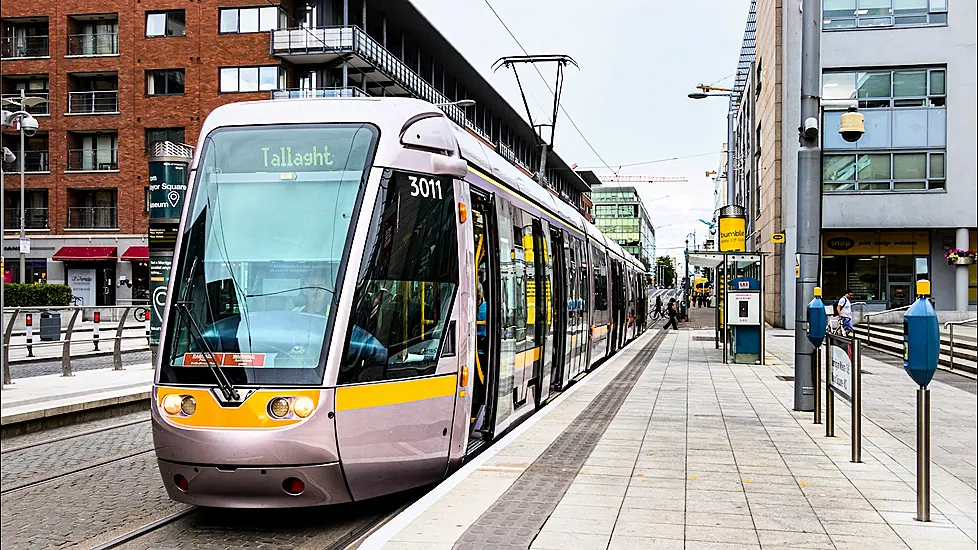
xmin=2 ymin=93 xmax=49 ymax=284
xmin=689 ymin=85 xmax=736 ymax=205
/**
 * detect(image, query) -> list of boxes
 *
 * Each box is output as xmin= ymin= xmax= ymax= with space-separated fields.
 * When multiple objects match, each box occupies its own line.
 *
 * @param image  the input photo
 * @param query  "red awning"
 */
xmin=121 ymin=246 xmax=149 ymax=261
xmin=52 ymin=246 xmax=118 ymax=261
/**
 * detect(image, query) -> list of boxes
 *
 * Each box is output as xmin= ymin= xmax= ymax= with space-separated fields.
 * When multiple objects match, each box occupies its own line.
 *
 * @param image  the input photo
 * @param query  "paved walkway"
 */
xmin=1 ymin=363 xmax=153 ymax=426
xmin=365 ymin=324 xmax=977 ymax=550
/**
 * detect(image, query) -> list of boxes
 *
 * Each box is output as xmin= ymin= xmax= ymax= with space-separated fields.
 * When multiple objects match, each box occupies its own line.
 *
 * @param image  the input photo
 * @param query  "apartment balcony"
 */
xmin=270 ymin=86 xmax=369 ymax=100
xmin=3 ymin=207 xmax=49 ymax=230
xmin=67 ymin=206 xmax=117 ymax=229
xmin=1 ymin=150 xmax=49 ymax=173
xmin=67 ymin=149 xmax=118 ymax=171
xmin=0 ymin=92 xmax=50 ymax=115
xmin=1 ymin=35 xmax=49 ymax=59
xmin=66 ymin=33 xmax=119 ymax=56
xmin=67 ymin=90 xmax=119 ymax=114
xmin=270 ymin=26 xmax=491 ymax=142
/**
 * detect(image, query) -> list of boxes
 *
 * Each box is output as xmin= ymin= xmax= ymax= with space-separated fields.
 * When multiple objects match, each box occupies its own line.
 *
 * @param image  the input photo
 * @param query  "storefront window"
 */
xmin=848 ymin=256 xmax=882 ymax=302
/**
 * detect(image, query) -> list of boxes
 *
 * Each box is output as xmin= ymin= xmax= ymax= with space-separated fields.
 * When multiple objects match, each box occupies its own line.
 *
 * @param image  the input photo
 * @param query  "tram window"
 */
xmin=592 ymin=246 xmax=609 ymax=323
xmin=337 ymin=170 xmax=459 ymax=384
xmin=162 ymin=123 xmax=378 ymax=386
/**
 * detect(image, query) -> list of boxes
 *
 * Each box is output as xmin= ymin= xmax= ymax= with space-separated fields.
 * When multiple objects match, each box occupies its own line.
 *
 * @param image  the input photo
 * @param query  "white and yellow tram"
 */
xmin=152 ymin=97 xmax=651 ymax=507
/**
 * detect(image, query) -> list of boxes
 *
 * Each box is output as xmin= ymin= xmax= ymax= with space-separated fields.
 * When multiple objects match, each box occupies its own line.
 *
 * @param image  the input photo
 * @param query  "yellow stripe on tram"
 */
xmin=335 ymin=375 xmax=458 ymax=412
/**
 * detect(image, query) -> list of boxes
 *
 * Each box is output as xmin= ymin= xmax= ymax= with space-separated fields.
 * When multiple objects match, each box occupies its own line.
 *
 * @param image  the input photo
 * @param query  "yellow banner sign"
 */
xmin=718 ymin=216 xmax=746 ymax=252
xmin=771 ymin=232 xmax=785 ymax=244
xmin=822 ymin=231 xmax=930 ymax=256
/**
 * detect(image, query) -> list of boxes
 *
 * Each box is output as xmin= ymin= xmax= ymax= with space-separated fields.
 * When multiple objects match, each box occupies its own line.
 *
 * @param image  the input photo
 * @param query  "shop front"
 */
xmin=821 ymin=230 xmax=930 ymax=309
xmin=53 ymin=246 xmax=118 ymax=306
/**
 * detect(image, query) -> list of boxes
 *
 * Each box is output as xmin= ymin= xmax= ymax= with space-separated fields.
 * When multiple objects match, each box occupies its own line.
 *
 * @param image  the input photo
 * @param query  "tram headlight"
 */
xmin=180 ymin=395 xmax=197 ymax=416
xmin=269 ymin=397 xmax=291 ymax=419
xmin=162 ymin=394 xmax=183 ymax=415
xmin=292 ymin=396 xmax=315 ymax=418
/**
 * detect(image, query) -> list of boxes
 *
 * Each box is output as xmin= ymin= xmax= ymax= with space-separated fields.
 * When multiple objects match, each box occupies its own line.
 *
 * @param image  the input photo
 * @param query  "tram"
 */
xmin=151 ymin=97 xmax=650 ymax=508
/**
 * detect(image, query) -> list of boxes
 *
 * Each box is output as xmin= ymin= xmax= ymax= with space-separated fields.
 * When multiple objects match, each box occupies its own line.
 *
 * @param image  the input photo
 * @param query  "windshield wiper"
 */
xmin=174 ymin=257 xmax=240 ymax=402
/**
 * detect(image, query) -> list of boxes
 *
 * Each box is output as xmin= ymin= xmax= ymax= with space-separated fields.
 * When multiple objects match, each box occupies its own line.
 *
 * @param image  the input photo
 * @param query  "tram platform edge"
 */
xmin=1 ymin=364 xmax=153 ymax=435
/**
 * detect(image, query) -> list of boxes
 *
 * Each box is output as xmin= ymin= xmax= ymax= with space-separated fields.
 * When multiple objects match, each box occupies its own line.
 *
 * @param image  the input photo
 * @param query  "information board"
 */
xmin=829 ymin=336 xmax=854 ymax=402
xmin=149 ymin=256 xmax=172 ymax=345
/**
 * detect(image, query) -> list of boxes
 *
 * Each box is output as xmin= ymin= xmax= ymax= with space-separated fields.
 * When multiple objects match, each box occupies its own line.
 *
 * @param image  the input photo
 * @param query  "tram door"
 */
xmin=469 ymin=191 xmax=499 ymax=442
xmin=548 ymin=227 xmax=567 ymax=392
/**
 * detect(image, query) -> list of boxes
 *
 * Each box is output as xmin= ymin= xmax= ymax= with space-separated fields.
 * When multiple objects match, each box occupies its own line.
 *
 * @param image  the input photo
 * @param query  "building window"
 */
xmin=823 ymin=0 xmax=947 ymax=29
xmin=146 ymin=11 xmax=186 ymax=37
xmin=219 ymin=66 xmax=282 ymax=93
xmin=219 ymin=7 xmax=283 ymax=34
xmin=823 ymin=68 xmax=946 ymax=108
xmin=145 ymin=127 xmax=185 ymax=153
xmin=823 ymin=151 xmax=945 ymax=191
xmin=146 ymin=69 xmax=185 ymax=95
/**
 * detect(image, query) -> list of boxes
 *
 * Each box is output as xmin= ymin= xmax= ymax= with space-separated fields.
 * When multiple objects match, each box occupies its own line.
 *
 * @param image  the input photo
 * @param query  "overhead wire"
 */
xmin=481 ymin=0 xmax=615 ymax=175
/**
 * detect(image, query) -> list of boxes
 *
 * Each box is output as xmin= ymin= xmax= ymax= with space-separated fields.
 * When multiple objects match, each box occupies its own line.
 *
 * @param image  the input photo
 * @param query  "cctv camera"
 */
xmin=20 ymin=115 xmax=39 ymax=137
xmin=802 ymin=117 xmax=819 ymax=140
xmin=839 ymin=106 xmax=865 ymax=143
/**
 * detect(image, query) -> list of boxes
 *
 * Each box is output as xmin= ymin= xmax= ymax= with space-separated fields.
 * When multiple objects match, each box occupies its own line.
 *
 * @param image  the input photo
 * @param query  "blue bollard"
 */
xmin=904 ymin=280 xmax=939 ymax=388
xmin=807 ymin=287 xmax=827 ymax=348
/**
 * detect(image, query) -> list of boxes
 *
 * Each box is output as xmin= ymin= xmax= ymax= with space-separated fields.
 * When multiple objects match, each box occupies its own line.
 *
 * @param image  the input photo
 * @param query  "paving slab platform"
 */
xmin=1 ymin=363 xmax=153 ymax=427
xmin=364 ymin=325 xmax=978 ymax=550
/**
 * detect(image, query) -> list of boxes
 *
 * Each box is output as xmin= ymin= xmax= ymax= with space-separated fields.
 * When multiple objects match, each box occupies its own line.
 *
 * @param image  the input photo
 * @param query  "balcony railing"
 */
xmin=270 ymin=26 xmax=492 ymax=143
xmin=270 ymin=87 xmax=369 ymax=100
xmin=66 ymin=33 xmax=119 ymax=56
xmin=1 ymin=35 xmax=49 ymax=58
xmin=67 ymin=206 xmax=117 ymax=229
xmin=66 ymin=149 xmax=118 ymax=171
xmin=0 ymin=92 xmax=50 ymax=115
xmin=1 ymin=150 xmax=50 ymax=173
xmin=68 ymin=90 xmax=119 ymax=114
xmin=3 ymin=207 xmax=49 ymax=230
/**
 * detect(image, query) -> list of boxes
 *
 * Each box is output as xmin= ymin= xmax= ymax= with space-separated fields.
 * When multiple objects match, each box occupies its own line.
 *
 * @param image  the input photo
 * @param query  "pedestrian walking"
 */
xmin=664 ymin=298 xmax=679 ymax=330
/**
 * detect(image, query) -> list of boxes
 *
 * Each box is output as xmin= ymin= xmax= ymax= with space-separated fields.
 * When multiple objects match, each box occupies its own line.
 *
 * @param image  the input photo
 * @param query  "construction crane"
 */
xmin=597 ymin=175 xmax=688 ymax=184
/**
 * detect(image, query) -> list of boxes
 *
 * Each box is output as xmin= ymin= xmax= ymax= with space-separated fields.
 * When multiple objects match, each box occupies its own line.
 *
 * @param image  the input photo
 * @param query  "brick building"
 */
xmin=3 ymin=0 xmax=591 ymax=306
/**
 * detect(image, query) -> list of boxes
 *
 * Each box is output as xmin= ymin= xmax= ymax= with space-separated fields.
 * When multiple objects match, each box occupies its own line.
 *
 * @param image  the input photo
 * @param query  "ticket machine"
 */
xmin=727 ymin=276 xmax=761 ymax=364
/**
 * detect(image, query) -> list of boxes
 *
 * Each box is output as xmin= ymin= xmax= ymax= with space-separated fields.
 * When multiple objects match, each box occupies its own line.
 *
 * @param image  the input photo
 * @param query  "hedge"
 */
xmin=2 ymin=284 xmax=73 ymax=307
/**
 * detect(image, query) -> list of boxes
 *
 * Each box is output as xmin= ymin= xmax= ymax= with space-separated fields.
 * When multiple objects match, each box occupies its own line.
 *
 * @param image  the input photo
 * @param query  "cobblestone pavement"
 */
xmin=116 ymin=492 xmax=419 ymax=550
xmin=7 ymin=350 xmax=151 ymax=379
xmin=0 ymin=411 xmax=149 ymax=453
xmin=1 ymin=420 xmax=152 ymax=491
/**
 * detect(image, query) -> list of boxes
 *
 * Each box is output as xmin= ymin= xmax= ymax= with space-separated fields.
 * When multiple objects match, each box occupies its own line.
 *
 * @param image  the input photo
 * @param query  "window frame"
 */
xmin=219 ymin=65 xmax=282 ymax=93
xmin=145 ymin=69 xmax=185 ymax=96
xmin=822 ymin=0 xmax=948 ymax=30
xmin=144 ymin=127 xmax=186 ymax=153
xmin=218 ymin=6 xmax=282 ymax=34
xmin=822 ymin=150 xmax=946 ymax=192
xmin=145 ymin=10 xmax=186 ymax=38
xmin=824 ymin=67 xmax=946 ymax=110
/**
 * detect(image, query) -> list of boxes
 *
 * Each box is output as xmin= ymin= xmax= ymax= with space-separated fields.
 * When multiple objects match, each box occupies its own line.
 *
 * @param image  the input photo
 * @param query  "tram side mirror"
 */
xmin=401 ymin=116 xmax=468 ymax=178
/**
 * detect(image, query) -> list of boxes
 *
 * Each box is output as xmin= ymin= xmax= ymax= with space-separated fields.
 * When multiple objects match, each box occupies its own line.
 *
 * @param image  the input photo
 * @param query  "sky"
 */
xmin=412 ymin=0 xmax=751 ymax=277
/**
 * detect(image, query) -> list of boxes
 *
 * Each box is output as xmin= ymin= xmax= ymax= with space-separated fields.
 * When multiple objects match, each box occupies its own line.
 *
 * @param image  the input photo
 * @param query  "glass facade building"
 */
xmin=590 ymin=186 xmax=656 ymax=272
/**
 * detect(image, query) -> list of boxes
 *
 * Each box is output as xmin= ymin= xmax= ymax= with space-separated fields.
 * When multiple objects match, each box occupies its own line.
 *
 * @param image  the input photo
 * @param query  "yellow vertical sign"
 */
xmin=718 ymin=216 xmax=746 ymax=252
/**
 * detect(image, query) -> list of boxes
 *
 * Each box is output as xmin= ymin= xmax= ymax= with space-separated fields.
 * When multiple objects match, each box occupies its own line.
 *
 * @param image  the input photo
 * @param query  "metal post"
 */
xmin=916 ymin=386 xmax=931 ymax=522
xmin=948 ymin=324 xmax=954 ymax=371
xmin=814 ymin=346 xmax=821 ymax=424
xmin=851 ymin=339 xmax=861 ymax=463
xmin=92 ymin=310 xmax=100 ymax=351
xmin=825 ymin=343 xmax=834 ymax=437
xmin=25 ymin=312 xmax=34 ymax=357
xmin=113 ymin=306 xmax=131 ymax=370
xmin=726 ymin=110 xmax=735 ymax=204
xmin=19 ymin=102 xmax=26 ymax=284
xmin=61 ymin=308 xmax=81 ymax=377
xmin=793 ymin=0 xmax=822 ymax=412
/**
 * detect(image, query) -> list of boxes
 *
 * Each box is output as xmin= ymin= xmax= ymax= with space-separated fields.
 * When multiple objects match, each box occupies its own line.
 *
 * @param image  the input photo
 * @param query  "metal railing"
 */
xmin=66 ymin=32 xmax=119 ymax=56
xmin=269 ymin=87 xmax=369 ymax=100
xmin=270 ymin=25 xmax=493 ymax=143
xmin=3 ymin=207 xmax=49 ymax=230
xmin=0 ymin=92 xmax=50 ymax=115
xmin=2 ymin=305 xmax=151 ymax=384
xmin=943 ymin=318 xmax=977 ymax=373
xmin=1 ymin=35 xmax=50 ymax=58
xmin=1 ymin=150 xmax=50 ymax=173
xmin=66 ymin=148 xmax=118 ymax=171
xmin=67 ymin=206 xmax=118 ymax=229
xmin=862 ymin=304 xmax=911 ymax=347
xmin=67 ymin=90 xmax=119 ymax=114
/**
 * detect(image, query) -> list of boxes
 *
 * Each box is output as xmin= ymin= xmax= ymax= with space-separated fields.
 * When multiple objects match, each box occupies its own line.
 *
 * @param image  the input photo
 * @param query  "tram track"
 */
xmin=90 ymin=507 xmax=199 ymax=550
xmin=0 ymin=418 xmax=150 ymax=455
xmin=0 ymin=448 xmax=155 ymax=495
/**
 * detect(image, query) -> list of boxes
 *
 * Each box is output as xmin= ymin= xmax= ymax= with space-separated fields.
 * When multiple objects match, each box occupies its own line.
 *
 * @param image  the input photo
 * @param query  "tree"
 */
xmin=654 ymin=256 xmax=676 ymax=288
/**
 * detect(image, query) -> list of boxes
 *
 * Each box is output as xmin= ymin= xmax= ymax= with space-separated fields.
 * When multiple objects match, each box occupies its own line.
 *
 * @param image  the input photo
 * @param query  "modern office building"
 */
xmin=584 ymin=182 xmax=656 ymax=272
xmin=2 ymin=0 xmax=590 ymax=305
xmin=730 ymin=0 xmax=976 ymax=327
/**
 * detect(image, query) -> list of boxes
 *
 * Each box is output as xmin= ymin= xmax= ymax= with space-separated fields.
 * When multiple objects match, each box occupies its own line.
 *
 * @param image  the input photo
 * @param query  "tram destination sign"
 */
xmin=829 ymin=336 xmax=854 ymax=402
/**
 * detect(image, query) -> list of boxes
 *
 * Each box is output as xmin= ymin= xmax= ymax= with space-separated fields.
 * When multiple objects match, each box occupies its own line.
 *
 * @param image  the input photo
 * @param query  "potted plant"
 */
xmin=945 ymin=248 xmax=977 ymax=265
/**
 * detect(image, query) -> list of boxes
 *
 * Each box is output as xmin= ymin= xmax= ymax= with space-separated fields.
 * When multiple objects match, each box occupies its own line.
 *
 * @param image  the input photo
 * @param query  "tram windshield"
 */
xmin=160 ymin=123 xmax=378 ymax=386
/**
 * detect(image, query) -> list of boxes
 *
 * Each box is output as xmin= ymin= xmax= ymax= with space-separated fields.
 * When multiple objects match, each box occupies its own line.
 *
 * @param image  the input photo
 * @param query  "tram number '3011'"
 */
xmin=408 ymin=175 xmax=444 ymax=199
